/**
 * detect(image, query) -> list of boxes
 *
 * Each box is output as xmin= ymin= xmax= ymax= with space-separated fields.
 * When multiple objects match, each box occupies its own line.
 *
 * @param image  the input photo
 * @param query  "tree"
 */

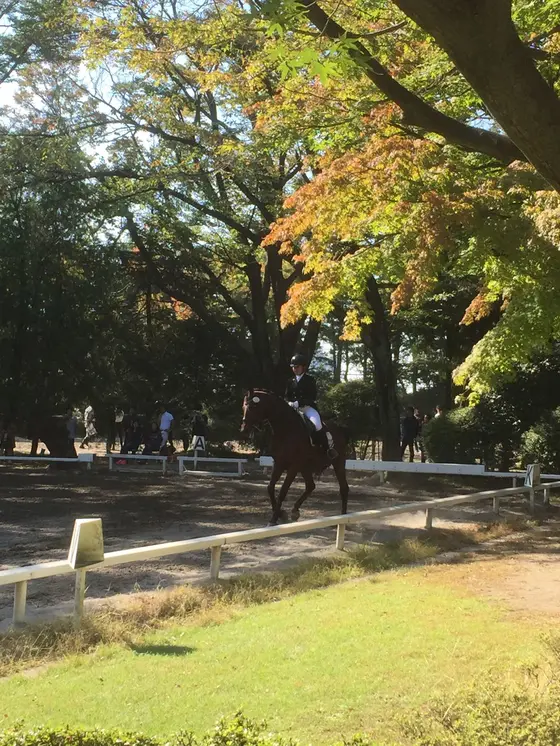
xmin=258 ymin=0 xmax=560 ymax=191
xmin=43 ymin=0 xmax=329 ymax=389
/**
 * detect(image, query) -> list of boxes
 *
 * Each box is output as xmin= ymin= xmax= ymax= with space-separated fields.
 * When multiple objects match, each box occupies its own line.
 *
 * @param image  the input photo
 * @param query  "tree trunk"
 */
xmin=361 ymin=276 xmax=401 ymax=460
xmin=393 ymin=0 xmax=560 ymax=192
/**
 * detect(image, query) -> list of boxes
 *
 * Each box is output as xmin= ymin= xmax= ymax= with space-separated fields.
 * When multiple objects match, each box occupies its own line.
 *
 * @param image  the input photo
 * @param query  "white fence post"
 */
xmin=530 ymin=488 xmax=536 ymax=514
xmin=336 ymin=524 xmax=346 ymax=550
xmin=74 ymin=569 xmax=87 ymax=627
xmin=210 ymin=546 xmax=222 ymax=581
xmin=13 ymin=581 xmax=27 ymax=626
xmin=493 ymin=496 xmax=500 ymax=514
xmin=544 ymin=487 xmax=550 ymax=505
xmin=425 ymin=508 xmax=433 ymax=530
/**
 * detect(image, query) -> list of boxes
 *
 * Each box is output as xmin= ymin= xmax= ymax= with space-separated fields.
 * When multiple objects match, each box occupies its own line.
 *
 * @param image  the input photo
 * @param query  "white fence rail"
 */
xmin=0 ymin=453 xmax=94 ymax=469
xmin=107 ymin=453 xmax=168 ymax=475
xmin=2 ymin=479 xmax=559 ymax=628
xmin=178 ymin=456 xmax=247 ymax=477
xmin=259 ymin=456 xmax=560 ymax=487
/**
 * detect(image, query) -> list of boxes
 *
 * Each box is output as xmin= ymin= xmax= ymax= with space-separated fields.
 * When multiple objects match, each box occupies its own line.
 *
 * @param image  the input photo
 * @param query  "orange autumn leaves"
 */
xmin=262 ymin=130 xmax=475 ymax=330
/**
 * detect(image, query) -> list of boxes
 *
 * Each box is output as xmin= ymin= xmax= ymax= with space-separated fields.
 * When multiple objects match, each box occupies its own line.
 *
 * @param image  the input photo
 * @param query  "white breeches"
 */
xmin=301 ymin=406 xmax=321 ymax=431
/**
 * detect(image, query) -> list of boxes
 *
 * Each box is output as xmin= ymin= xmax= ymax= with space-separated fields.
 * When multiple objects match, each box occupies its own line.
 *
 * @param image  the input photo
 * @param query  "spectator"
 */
xmin=190 ymin=412 xmax=208 ymax=452
xmin=80 ymin=404 xmax=96 ymax=449
xmin=66 ymin=408 xmax=78 ymax=449
xmin=420 ymin=413 xmax=432 ymax=463
xmin=400 ymin=406 xmax=418 ymax=462
xmin=158 ymin=403 xmax=174 ymax=452
xmin=115 ymin=408 xmax=125 ymax=449
xmin=0 ymin=418 xmax=8 ymax=456
xmin=105 ymin=404 xmax=117 ymax=454
xmin=414 ymin=407 xmax=422 ymax=454
xmin=121 ymin=408 xmax=142 ymax=454
xmin=435 ymin=405 xmax=444 ymax=418
xmin=143 ymin=421 xmax=162 ymax=455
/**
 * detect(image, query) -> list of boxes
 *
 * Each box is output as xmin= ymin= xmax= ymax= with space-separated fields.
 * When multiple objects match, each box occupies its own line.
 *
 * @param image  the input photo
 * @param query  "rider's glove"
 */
xmin=289 ymin=401 xmax=299 ymax=409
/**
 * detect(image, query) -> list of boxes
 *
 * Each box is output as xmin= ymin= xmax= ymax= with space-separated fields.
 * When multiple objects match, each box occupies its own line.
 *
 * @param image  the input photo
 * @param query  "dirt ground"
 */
xmin=0 ymin=458 xmax=553 ymax=627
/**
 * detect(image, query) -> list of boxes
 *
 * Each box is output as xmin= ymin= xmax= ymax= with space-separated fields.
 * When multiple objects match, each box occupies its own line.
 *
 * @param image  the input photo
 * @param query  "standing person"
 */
xmin=115 ymin=407 xmax=125 ymax=449
xmin=80 ymin=404 xmax=96 ymax=449
xmin=105 ymin=404 xmax=117 ymax=454
xmin=285 ymin=353 xmax=338 ymax=460
xmin=414 ymin=407 xmax=422 ymax=454
xmin=158 ymin=403 xmax=174 ymax=452
xmin=435 ymin=405 xmax=444 ymax=418
xmin=420 ymin=413 xmax=432 ymax=463
xmin=65 ymin=408 xmax=78 ymax=449
xmin=400 ymin=406 xmax=418 ymax=462
xmin=190 ymin=412 xmax=208 ymax=455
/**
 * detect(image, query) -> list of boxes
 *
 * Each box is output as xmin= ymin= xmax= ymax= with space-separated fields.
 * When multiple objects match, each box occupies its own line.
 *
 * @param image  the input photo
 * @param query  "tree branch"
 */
xmin=298 ymin=0 xmax=525 ymax=164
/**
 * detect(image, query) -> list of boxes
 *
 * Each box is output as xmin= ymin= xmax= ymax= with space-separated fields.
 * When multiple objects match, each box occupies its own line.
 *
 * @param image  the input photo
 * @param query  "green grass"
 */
xmin=0 ymin=567 xmax=544 ymax=745
xmin=0 ymin=523 xmax=529 ymax=678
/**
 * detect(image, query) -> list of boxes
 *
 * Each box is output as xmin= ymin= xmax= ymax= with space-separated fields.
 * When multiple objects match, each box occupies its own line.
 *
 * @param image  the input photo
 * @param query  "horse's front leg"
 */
xmin=291 ymin=469 xmax=316 ymax=521
xmin=271 ymin=466 xmax=298 ymax=525
xmin=267 ymin=462 xmax=283 ymax=521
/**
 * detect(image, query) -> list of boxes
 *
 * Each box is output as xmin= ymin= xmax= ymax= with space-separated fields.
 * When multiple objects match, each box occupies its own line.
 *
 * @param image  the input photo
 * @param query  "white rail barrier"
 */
xmin=0 ymin=453 xmax=94 ymax=470
xmin=259 ymin=456 xmax=560 ymax=487
xmin=178 ymin=456 xmax=247 ymax=477
xmin=107 ymin=453 xmax=168 ymax=475
xmin=2 ymin=479 xmax=560 ymax=628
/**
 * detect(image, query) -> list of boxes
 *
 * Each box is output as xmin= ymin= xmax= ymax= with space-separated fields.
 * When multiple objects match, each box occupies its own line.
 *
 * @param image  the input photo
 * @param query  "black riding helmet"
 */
xmin=290 ymin=353 xmax=307 ymax=367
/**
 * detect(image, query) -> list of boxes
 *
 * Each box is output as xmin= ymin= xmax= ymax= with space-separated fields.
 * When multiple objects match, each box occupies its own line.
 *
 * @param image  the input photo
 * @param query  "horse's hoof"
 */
xmin=291 ymin=510 xmax=300 ymax=522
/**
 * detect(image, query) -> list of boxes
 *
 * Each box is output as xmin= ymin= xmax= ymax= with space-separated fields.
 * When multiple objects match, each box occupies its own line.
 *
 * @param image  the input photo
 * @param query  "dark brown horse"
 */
xmin=240 ymin=389 xmax=350 ymax=524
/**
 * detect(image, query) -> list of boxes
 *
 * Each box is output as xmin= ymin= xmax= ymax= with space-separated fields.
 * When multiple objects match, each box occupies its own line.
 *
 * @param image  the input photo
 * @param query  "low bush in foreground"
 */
xmin=402 ymin=678 xmax=560 ymax=745
xmin=0 ymin=715 xmax=298 ymax=746
xmin=7 ymin=673 xmax=560 ymax=746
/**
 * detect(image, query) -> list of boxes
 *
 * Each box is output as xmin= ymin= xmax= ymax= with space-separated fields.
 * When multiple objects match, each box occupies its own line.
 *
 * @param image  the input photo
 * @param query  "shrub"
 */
xmin=321 ymin=381 xmax=379 ymax=457
xmin=402 ymin=677 xmax=560 ymax=746
xmin=422 ymin=409 xmax=482 ymax=464
xmin=0 ymin=727 xmax=160 ymax=746
xmin=422 ymin=401 xmax=520 ymax=469
xmin=520 ymin=408 xmax=560 ymax=472
xmin=0 ymin=716 xmax=296 ymax=746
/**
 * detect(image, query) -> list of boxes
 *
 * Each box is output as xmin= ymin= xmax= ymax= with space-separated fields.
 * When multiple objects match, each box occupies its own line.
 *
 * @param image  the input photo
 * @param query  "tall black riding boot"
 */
xmin=315 ymin=427 xmax=338 ymax=460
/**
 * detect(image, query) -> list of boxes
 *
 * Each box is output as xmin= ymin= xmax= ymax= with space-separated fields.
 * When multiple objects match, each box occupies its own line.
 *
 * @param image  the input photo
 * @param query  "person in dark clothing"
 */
xmin=143 ymin=421 xmax=162 ymax=455
xmin=285 ymin=353 xmax=338 ymax=460
xmin=121 ymin=408 xmax=142 ymax=454
xmin=419 ymin=413 xmax=432 ymax=463
xmin=401 ymin=406 xmax=418 ymax=462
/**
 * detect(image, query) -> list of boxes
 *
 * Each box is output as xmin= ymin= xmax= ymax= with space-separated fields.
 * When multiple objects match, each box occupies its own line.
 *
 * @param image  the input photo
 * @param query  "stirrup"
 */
xmin=327 ymin=447 xmax=339 ymax=460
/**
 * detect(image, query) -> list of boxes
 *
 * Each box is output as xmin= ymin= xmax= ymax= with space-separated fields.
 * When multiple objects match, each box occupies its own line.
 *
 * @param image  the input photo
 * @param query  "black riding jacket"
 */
xmin=285 ymin=373 xmax=318 ymax=409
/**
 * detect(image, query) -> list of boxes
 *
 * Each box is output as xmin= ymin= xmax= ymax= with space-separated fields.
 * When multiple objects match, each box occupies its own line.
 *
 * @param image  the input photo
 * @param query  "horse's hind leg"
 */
xmin=271 ymin=466 xmax=298 ymax=525
xmin=333 ymin=459 xmax=349 ymax=514
xmin=291 ymin=470 xmax=316 ymax=521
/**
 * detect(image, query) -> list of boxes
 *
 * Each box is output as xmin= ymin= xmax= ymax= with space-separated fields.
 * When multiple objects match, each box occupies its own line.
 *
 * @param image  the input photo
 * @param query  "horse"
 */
xmin=240 ymin=389 xmax=350 ymax=524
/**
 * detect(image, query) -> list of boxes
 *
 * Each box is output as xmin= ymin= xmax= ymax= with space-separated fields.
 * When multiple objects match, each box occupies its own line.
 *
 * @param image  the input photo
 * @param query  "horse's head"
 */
xmin=240 ymin=390 xmax=269 ymax=435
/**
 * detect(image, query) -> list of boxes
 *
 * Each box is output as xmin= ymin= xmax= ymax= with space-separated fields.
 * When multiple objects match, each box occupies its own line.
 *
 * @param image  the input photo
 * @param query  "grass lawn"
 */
xmin=0 ymin=567 xmax=544 ymax=745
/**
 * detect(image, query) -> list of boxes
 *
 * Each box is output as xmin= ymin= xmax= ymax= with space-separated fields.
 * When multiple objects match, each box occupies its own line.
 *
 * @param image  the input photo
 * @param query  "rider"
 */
xmin=285 ymin=353 xmax=338 ymax=460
